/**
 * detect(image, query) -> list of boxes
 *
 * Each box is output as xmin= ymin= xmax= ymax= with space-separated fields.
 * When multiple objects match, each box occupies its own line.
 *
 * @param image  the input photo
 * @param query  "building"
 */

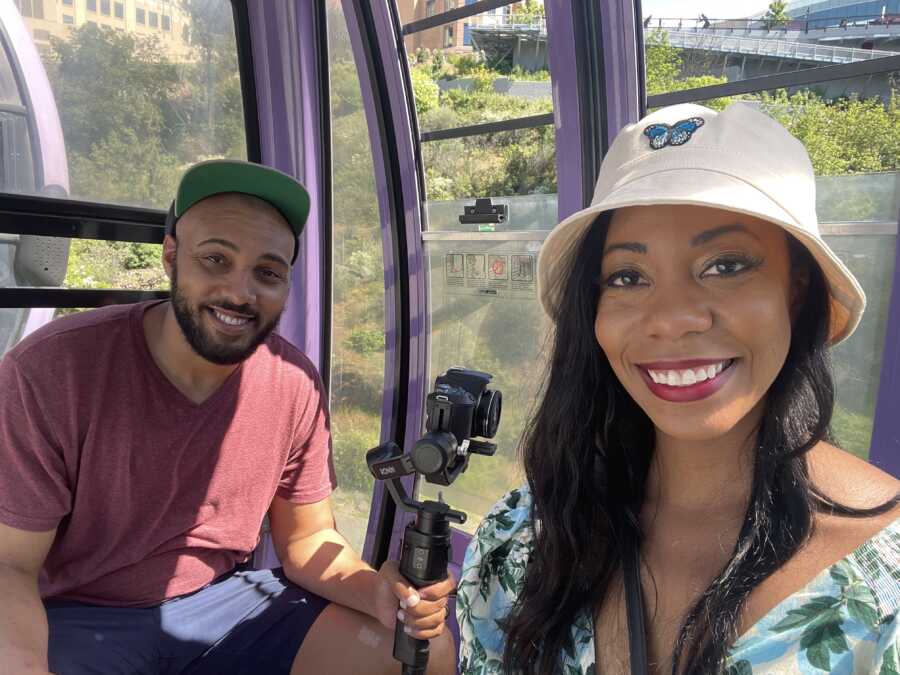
xmin=397 ymin=0 xmax=542 ymax=55
xmin=13 ymin=0 xmax=192 ymax=59
xmin=786 ymin=0 xmax=900 ymax=27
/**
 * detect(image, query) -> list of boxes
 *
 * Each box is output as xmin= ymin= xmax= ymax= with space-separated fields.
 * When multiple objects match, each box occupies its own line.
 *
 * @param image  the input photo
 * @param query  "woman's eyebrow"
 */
xmin=603 ymin=241 xmax=647 ymax=257
xmin=691 ymin=223 xmax=760 ymax=246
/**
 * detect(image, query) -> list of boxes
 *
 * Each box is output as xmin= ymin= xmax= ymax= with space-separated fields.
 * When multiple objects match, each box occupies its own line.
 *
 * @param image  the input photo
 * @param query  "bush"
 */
xmin=346 ymin=328 xmax=385 ymax=355
xmin=123 ymin=243 xmax=161 ymax=270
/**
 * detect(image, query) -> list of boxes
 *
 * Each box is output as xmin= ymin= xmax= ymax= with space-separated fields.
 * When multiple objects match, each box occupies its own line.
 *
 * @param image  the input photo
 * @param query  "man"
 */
xmin=0 ymin=160 xmax=455 ymax=674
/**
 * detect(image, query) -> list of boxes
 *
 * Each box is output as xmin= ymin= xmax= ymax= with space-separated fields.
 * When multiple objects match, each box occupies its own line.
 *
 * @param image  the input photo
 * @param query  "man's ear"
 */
xmin=162 ymin=234 xmax=177 ymax=279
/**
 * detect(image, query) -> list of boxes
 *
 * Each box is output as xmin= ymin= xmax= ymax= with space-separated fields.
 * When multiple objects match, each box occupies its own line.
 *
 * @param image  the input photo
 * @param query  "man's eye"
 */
xmin=605 ymin=270 xmax=645 ymax=288
xmin=258 ymin=268 xmax=284 ymax=282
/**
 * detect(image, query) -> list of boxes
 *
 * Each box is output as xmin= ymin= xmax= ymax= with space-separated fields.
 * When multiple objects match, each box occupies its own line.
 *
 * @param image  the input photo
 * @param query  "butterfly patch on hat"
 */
xmin=643 ymin=117 xmax=704 ymax=149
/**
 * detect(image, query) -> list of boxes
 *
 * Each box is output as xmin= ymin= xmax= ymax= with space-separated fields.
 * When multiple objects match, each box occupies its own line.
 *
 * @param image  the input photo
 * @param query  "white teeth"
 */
xmin=647 ymin=360 xmax=731 ymax=388
xmin=214 ymin=310 xmax=249 ymax=326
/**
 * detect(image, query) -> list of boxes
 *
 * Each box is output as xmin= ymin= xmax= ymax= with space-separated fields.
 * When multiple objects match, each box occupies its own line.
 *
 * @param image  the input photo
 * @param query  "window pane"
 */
xmin=14 ymin=0 xmax=244 ymax=209
xmin=404 ymin=4 xmax=551 ymax=133
xmin=422 ymin=125 xmax=556 ymax=202
xmin=328 ymin=2 xmax=386 ymax=553
xmin=818 ymin=172 xmax=898 ymax=459
xmin=639 ymin=8 xmax=900 ymax=95
xmin=419 ymin=230 xmax=547 ymax=533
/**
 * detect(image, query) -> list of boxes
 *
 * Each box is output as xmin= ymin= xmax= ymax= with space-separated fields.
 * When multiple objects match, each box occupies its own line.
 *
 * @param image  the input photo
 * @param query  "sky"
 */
xmin=640 ymin=1 xmax=771 ymax=20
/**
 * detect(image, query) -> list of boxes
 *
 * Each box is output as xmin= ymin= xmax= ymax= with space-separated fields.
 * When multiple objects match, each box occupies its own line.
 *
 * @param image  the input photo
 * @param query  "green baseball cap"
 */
xmin=167 ymin=159 xmax=310 ymax=263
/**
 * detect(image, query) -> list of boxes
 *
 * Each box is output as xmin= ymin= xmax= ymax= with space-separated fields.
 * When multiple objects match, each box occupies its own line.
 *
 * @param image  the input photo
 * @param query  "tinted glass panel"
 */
xmin=403 ymin=4 xmax=552 ymax=133
xmin=328 ymin=1 xmax=386 ymax=553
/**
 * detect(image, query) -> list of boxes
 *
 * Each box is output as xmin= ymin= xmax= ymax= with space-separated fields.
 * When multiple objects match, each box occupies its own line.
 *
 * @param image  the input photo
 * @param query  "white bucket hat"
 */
xmin=537 ymin=102 xmax=866 ymax=344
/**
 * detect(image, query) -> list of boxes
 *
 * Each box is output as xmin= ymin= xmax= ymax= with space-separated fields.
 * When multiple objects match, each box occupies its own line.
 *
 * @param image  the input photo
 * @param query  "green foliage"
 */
xmin=764 ymin=1 xmax=790 ymax=29
xmin=832 ymin=407 xmax=873 ymax=460
xmin=510 ymin=0 xmax=545 ymax=23
xmin=760 ymin=90 xmax=900 ymax=175
xmin=410 ymin=67 xmax=440 ymax=116
xmin=346 ymin=328 xmax=385 ymax=355
xmin=123 ymin=243 xmax=161 ymax=270
xmin=330 ymin=408 xmax=380 ymax=493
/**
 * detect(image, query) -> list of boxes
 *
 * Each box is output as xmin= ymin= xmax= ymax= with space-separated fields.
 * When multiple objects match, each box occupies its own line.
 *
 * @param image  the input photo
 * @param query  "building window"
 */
xmin=87 ymin=0 xmax=96 ymax=10
xmin=162 ymin=14 xmax=171 ymax=31
xmin=100 ymin=0 xmax=110 ymax=15
xmin=425 ymin=0 xmax=436 ymax=18
xmin=14 ymin=0 xmax=44 ymax=19
xmin=114 ymin=2 xmax=124 ymax=18
xmin=62 ymin=0 xmax=74 ymax=6
xmin=136 ymin=7 xmax=145 ymax=24
xmin=62 ymin=14 xmax=75 ymax=24
xmin=149 ymin=11 xmax=158 ymax=28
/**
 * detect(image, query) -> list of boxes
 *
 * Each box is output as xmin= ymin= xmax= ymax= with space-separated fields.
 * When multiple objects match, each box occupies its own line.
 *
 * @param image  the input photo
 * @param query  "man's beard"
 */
xmin=170 ymin=262 xmax=282 ymax=365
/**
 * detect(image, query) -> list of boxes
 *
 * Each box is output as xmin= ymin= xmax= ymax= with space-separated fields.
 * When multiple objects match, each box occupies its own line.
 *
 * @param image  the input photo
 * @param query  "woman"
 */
xmin=456 ymin=102 xmax=899 ymax=675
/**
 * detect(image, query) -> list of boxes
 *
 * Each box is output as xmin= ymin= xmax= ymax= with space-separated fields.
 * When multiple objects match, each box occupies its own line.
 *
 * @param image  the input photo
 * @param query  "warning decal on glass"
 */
xmin=443 ymin=252 xmax=536 ymax=298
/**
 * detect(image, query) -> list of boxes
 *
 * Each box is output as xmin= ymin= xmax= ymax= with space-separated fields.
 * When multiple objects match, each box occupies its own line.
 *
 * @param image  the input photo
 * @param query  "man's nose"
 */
xmin=219 ymin=270 xmax=258 ymax=307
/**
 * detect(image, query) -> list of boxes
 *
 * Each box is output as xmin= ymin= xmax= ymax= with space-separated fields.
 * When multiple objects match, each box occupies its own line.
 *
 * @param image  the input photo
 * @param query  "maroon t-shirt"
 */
xmin=0 ymin=301 xmax=336 ymax=607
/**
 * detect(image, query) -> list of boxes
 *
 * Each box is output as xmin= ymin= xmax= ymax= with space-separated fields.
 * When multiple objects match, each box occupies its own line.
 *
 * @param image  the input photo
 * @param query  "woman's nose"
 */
xmin=638 ymin=281 xmax=714 ymax=341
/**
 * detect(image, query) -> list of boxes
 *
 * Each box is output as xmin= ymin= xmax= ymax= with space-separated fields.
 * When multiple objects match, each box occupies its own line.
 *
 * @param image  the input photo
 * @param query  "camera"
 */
xmin=365 ymin=367 xmax=502 ymax=675
xmin=411 ymin=367 xmax=501 ymax=485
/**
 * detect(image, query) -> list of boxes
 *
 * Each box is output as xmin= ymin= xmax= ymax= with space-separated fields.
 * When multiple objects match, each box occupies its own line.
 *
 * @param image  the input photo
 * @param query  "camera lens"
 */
xmin=475 ymin=389 xmax=502 ymax=438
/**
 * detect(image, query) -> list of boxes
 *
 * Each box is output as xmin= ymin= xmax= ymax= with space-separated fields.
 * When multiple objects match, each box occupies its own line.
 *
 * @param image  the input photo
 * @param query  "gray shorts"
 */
xmin=45 ymin=566 xmax=330 ymax=675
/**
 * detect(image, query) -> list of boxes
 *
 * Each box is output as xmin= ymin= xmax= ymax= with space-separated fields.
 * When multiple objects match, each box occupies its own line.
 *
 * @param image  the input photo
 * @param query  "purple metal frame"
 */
xmin=544 ymin=0 xmax=586 ymax=219
xmin=598 ymin=0 xmax=642 ymax=143
xmin=247 ymin=1 xmax=325 ymax=370
xmin=870 ymin=218 xmax=900 ymax=478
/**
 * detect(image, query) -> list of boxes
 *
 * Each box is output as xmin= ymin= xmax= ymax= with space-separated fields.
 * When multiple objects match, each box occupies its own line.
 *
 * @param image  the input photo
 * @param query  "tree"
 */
xmin=764 ymin=1 xmax=790 ymax=29
xmin=510 ymin=0 xmax=545 ymax=24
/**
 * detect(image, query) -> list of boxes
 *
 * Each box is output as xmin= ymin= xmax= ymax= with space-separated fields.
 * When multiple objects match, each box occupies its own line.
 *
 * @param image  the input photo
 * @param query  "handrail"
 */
xmin=663 ymin=30 xmax=897 ymax=65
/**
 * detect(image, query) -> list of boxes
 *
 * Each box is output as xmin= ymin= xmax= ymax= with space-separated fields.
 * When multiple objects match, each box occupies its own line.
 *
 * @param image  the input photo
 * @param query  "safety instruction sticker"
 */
xmin=443 ymin=252 xmax=536 ymax=298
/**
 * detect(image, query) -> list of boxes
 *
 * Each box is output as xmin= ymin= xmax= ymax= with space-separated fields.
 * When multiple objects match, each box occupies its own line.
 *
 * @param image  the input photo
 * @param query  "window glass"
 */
xmin=162 ymin=15 xmax=171 ymax=31
xmin=422 ymin=125 xmax=556 ymax=202
xmin=13 ymin=0 xmax=245 ymax=210
xmin=87 ymin=0 xmax=97 ymax=12
xmin=407 ymin=2 xmax=559 ymax=528
xmin=101 ymin=0 xmax=110 ymax=16
xmin=149 ymin=11 xmax=158 ymax=28
xmin=3 ymin=0 xmax=247 ymax=323
xmin=0 ymin=40 xmax=23 ymax=106
xmin=136 ymin=8 xmax=145 ymax=24
xmin=62 ymin=15 xmax=75 ymax=25
xmin=115 ymin=3 xmax=124 ymax=20
xmin=404 ymin=4 xmax=551 ymax=133
xmin=640 ymin=9 xmax=900 ymax=94
xmin=327 ymin=2 xmax=386 ymax=553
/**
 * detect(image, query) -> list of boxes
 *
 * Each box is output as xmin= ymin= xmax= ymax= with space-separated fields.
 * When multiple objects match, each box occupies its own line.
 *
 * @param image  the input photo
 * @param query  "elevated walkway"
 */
xmin=663 ymin=30 xmax=896 ymax=65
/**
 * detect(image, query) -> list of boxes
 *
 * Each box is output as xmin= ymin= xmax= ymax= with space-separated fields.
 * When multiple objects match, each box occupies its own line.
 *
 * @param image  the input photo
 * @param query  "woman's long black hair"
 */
xmin=501 ymin=213 xmax=898 ymax=675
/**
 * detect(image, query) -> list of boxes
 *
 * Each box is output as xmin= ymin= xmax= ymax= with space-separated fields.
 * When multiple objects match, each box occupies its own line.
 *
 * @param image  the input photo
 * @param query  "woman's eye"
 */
xmin=605 ymin=270 xmax=646 ymax=288
xmin=204 ymin=254 xmax=225 ymax=265
xmin=702 ymin=256 xmax=758 ymax=278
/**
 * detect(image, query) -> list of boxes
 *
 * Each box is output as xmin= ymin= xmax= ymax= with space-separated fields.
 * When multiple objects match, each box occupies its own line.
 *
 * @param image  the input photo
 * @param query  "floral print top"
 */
xmin=457 ymin=485 xmax=899 ymax=674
